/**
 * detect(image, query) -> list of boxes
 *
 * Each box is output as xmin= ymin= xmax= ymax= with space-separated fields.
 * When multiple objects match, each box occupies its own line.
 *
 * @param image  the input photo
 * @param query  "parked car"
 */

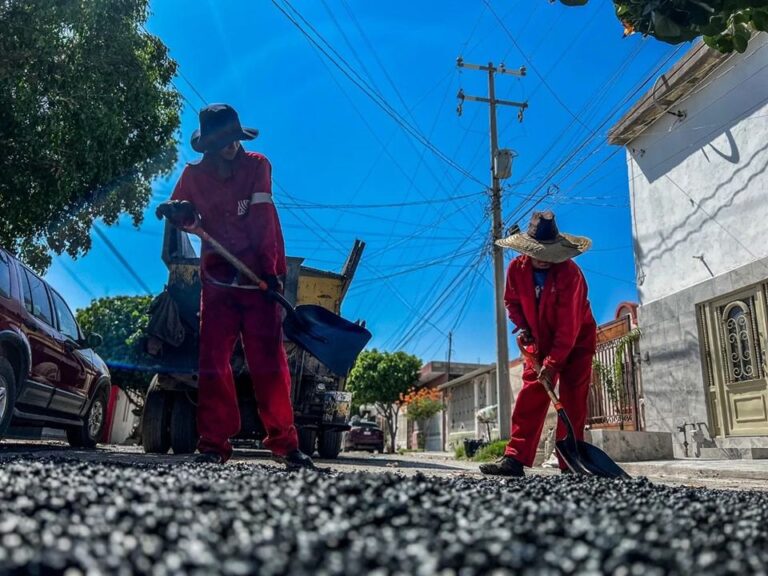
xmin=0 ymin=248 xmax=110 ymax=447
xmin=344 ymin=420 xmax=384 ymax=453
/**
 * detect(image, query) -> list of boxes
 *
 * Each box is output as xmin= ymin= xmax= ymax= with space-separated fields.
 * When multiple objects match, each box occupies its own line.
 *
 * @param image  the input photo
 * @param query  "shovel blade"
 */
xmin=283 ymin=304 xmax=372 ymax=376
xmin=556 ymin=439 xmax=630 ymax=479
xmin=576 ymin=440 xmax=630 ymax=479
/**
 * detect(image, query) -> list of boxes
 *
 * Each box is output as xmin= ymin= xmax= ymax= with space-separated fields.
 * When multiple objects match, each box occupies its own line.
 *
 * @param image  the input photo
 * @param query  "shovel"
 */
xmin=518 ymin=337 xmax=629 ymax=479
xmin=189 ymin=221 xmax=371 ymax=376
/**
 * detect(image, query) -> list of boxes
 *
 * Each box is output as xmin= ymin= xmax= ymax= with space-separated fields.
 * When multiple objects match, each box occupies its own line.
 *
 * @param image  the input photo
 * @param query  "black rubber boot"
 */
xmin=194 ymin=452 xmax=224 ymax=464
xmin=277 ymin=450 xmax=316 ymax=470
xmin=479 ymin=456 xmax=525 ymax=477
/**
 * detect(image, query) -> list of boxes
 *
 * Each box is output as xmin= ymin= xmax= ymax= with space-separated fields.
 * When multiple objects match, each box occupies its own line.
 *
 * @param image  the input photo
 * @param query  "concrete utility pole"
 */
xmin=442 ymin=331 xmax=453 ymax=452
xmin=456 ymin=57 xmax=527 ymax=440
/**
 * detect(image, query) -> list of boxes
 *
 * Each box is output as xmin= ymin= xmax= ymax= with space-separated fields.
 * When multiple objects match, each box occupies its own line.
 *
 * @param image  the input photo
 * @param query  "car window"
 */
xmin=0 ymin=252 xmax=10 ymax=299
xmin=20 ymin=266 xmax=34 ymax=314
xmin=51 ymin=290 xmax=80 ymax=341
xmin=22 ymin=267 xmax=55 ymax=326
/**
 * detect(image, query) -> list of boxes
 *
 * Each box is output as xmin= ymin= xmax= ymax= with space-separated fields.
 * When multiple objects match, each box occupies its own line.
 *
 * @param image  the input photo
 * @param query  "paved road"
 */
xmin=2 ymin=441 xmax=765 ymax=492
xmin=1 ymin=442 xmax=768 ymax=574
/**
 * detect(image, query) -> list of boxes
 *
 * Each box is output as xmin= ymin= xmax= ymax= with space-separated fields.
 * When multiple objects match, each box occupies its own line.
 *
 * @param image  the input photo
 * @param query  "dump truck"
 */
xmin=139 ymin=223 xmax=364 ymax=459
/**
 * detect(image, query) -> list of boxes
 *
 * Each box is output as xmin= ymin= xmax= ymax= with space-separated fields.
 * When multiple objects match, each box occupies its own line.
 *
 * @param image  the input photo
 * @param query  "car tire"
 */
xmin=0 ymin=357 xmax=17 ymax=440
xmin=170 ymin=393 xmax=197 ymax=455
xmin=142 ymin=380 xmax=171 ymax=454
xmin=67 ymin=385 xmax=109 ymax=449
xmin=317 ymin=430 xmax=342 ymax=459
xmin=298 ymin=427 xmax=317 ymax=457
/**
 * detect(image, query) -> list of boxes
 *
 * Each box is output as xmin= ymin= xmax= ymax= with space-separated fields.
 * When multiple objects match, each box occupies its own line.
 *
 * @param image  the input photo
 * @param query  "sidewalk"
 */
xmin=618 ymin=459 xmax=768 ymax=482
xmin=410 ymin=451 xmax=768 ymax=483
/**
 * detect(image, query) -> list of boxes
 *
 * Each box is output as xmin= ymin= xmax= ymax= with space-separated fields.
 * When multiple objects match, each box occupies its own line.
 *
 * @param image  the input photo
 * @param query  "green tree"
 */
xmin=0 ymin=0 xmax=181 ymax=272
xmin=76 ymin=295 xmax=153 ymax=394
xmin=346 ymin=349 xmax=422 ymax=453
xmin=404 ymin=388 xmax=444 ymax=450
xmin=558 ymin=1 xmax=768 ymax=53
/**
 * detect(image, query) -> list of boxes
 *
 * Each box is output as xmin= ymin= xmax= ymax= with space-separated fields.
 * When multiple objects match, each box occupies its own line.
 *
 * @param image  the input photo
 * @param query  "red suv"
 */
xmin=0 ymin=248 xmax=110 ymax=447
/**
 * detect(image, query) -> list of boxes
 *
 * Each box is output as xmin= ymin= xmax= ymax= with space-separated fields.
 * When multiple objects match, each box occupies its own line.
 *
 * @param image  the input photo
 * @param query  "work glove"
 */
xmin=538 ymin=365 xmax=557 ymax=386
xmin=155 ymin=200 xmax=198 ymax=229
xmin=518 ymin=329 xmax=534 ymax=346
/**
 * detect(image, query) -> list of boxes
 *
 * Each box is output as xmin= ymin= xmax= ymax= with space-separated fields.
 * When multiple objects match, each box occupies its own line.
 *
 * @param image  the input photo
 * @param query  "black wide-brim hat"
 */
xmin=191 ymin=103 xmax=258 ymax=153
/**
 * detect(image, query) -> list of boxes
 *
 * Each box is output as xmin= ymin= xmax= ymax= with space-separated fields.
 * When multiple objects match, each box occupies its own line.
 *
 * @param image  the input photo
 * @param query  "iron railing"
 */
xmin=587 ymin=317 xmax=642 ymax=431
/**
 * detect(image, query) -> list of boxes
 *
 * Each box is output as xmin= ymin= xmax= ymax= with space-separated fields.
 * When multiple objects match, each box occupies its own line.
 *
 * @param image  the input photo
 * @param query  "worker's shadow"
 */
xmin=234 ymin=450 xmax=471 ymax=472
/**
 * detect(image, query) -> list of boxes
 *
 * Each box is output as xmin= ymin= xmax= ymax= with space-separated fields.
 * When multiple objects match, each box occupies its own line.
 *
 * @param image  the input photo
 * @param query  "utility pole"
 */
xmin=442 ymin=331 xmax=453 ymax=452
xmin=456 ymin=57 xmax=527 ymax=440
xmin=446 ymin=331 xmax=453 ymax=378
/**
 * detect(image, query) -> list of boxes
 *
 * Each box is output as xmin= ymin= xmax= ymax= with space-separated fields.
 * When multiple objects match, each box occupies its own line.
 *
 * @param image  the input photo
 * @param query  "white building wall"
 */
xmin=623 ymin=34 xmax=768 ymax=456
xmin=628 ymin=34 xmax=768 ymax=305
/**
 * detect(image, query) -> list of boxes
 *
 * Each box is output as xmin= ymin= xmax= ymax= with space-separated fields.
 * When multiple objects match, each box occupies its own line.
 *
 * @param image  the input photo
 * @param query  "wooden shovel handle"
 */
xmin=517 ymin=337 xmax=562 ymax=411
xmin=195 ymin=228 xmax=268 ymax=292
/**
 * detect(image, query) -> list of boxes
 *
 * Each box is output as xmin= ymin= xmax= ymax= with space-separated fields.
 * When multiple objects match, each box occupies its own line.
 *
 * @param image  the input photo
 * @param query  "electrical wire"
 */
xmin=272 ymin=0 xmax=485 ymax=187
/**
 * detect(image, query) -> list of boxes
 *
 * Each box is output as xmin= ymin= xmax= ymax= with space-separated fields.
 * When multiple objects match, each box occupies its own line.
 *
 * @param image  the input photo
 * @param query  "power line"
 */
xmin=503 ymin=43 xmax=687 ymax=229
xmin=92 ymin=225 xmax=153 ymax=295
xmin=274 ymin=180 xmax=449 ymax=337
xmin=482 ymin=0 xmax=588 ymax=130
xmin=176 ymin=70 xmax=208 ymax=107
xmin=140 ymin=24 xmax=206 ymax=109
xmin=279 ymin=189 xmax=487 ymax=210
xmin=271 ymin=0 xmax=485 ymax=187
xmin=58 ymin=260 xmax=97 ymax=300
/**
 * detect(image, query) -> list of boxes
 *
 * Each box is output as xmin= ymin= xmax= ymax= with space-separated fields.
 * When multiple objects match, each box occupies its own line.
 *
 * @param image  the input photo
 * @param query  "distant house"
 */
xmin=609 ymin=33 xmax=768 ymax=458
xmin=439 ymin=361 xmax=523 ymax=440
xmin=398 ymin=361 xmax=486 ymax=451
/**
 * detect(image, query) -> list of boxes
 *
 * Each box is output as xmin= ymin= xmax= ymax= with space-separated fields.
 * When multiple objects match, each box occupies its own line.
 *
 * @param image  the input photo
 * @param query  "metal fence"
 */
xmin=587 ymin=316 xmax=642 ymax=431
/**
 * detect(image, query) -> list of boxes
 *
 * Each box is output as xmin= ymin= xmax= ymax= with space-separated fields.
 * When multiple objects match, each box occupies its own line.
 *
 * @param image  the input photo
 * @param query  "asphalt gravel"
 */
xmin=0 ymin=457 xmax=767 ymax=575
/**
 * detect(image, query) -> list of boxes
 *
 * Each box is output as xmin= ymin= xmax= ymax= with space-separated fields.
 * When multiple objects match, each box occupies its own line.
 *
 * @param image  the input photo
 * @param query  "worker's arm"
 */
xmin=504 ymin=263 xmax=530 ymax=336
xmin=156 ymin=170 xmax=198 ymax=230
xmin=248 ymin=158 xmax=286 ymax=278
xmin=542 ymin=266 xmax=587 ymax=372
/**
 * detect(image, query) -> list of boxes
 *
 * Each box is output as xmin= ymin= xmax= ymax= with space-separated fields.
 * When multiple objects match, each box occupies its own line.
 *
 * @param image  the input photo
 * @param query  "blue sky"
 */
xmin=46 ymin=0 xmax=686 ymax=364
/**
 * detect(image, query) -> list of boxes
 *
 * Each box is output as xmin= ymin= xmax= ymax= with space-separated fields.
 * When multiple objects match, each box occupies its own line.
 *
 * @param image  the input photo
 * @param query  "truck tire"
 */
xmin=67 ymin=385 xmax=109 ymax=449
xmin=170 ymin=393 xmax=197 ymax=454
xmin=142 ymin=381 xmax=171 ymax=454
xmin=0 ymin=358 xmax=18 ymax=440
xmin=317 ymin=430 xmax=342 ymax=459
xmin=298 ymin=427 xmax=317 ymax=457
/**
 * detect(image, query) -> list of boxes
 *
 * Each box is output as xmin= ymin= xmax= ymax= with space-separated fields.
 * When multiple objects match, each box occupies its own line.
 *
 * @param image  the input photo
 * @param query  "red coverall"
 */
xmin=503 ymin=255 xmax=597 ymax=468
xmin=171 ymin=149 xmax=298 ymax=461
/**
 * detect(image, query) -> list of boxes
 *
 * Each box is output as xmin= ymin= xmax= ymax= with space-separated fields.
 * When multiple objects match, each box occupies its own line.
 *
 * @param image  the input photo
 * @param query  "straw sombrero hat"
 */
xmin=495 ymin=211 xmax=591 ymax=263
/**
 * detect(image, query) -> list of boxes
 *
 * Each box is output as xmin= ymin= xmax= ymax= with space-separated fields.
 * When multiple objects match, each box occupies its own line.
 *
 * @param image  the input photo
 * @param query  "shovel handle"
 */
xmin=195 ymin=228 xmax=269 ymax=292
xmin=194 ymin=226 xmax=301 ymax=322
xmin=518 ymin=339 xmax=563 ymax=411
xmin=518 ymin=338 xmax=578 ymax=441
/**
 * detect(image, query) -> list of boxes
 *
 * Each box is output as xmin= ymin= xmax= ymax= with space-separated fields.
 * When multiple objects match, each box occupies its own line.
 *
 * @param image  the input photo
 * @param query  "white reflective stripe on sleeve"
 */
xmin=250 ymin=192 xmax=273 ymax=205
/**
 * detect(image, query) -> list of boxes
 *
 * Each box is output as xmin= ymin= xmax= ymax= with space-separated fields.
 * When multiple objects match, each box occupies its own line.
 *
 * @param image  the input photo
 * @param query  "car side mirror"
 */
xmin=85 ymin=333 xmax=103 ymax=349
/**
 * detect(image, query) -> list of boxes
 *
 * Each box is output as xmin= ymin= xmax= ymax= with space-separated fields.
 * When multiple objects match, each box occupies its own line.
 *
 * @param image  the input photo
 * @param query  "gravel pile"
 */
xmin=0 ymin=458 xmax=767 ymax=575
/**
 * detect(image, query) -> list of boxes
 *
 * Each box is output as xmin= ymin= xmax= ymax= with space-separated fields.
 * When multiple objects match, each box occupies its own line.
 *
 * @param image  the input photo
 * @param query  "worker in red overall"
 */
xmin=481 ymin=211 xmax=596 ymax=477
xmin=157 ymin=103 xmax=313 ymax=468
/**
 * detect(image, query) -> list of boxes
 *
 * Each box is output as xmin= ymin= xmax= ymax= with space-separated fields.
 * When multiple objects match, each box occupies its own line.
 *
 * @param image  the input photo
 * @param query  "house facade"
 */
xmin=609 ymin=33 xmax=768 ymax=458
xmin=439 ymin=361 xmax=532 ymax=441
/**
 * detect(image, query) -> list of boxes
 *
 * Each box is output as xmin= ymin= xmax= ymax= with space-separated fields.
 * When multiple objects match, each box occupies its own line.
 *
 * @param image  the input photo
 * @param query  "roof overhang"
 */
xmin=608 ymin=41 xmax=731 ymax=146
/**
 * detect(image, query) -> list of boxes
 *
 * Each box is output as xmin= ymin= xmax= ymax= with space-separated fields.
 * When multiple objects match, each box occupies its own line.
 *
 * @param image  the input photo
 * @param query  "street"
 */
xmin=2 ymin=443 xmax=768 ymax=575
